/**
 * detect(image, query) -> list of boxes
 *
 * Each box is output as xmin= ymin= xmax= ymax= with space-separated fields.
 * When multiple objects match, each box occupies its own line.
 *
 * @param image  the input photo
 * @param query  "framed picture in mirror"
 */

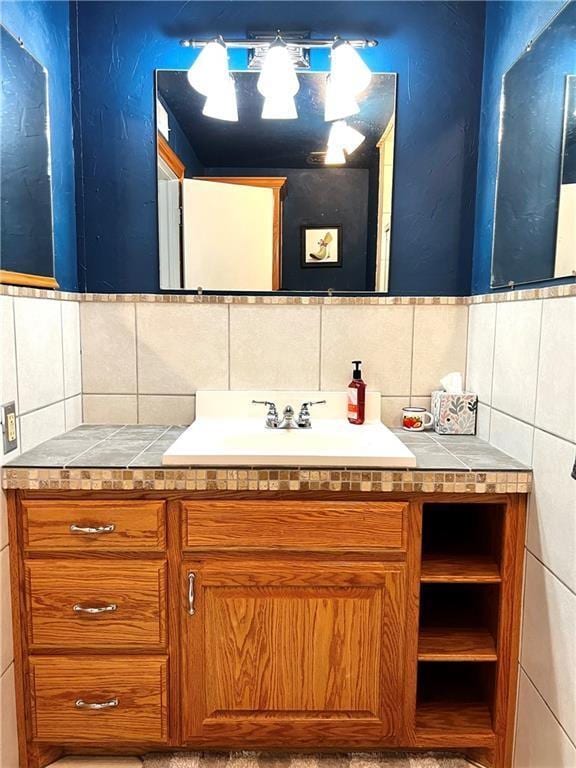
xmin=301 ymin=226 xmax=342 ymax=268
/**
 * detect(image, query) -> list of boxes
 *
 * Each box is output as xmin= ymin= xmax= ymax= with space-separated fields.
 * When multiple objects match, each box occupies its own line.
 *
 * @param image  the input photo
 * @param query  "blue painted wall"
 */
xmin=71 ymin=1 xmax=486 ymax=295
xmin=471 ymin=0 xmax=570 ymax=294
xmin=0 ymin=1 xmax=77 ymax=291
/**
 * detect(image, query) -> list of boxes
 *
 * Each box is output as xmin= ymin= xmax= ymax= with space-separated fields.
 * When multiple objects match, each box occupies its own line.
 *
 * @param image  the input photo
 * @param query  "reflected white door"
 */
xmin=182 ymin=179 xmax=274 ymax=291
xmin=158 ymin=159 xmax=182 ymax=290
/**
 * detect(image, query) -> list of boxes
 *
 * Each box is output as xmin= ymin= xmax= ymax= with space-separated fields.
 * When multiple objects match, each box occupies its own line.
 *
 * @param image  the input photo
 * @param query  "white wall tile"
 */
xmin=466 ymin=303 xmax=496 ymax=403
xmin=230 ymin=305 xmax=320 ymax=390
xmin=81 ymin=303 xmax=137 ymax=394
xmin=521 ymin=554 xmax=576 ymax=744
xmin=14 ymin=297 xmax=64 ymax=413
xmin=0 ymin=664 xmax=18 ymax=768
xmin=514 ymin=670 xmax=576 ymax=768
xmin=138 ymin=395 xmax=195 ymax=425
xmin=64 ymin=395 xmax=83 ymax=432
xmin=137 ymin=304 xmax=228 ymax=395
xmin=476 ymin=402 xmax=491 ymax=441
xmin=381 ymin=396 xmax=410 ymax=428
xmin=492 ymin=301 xmax=542 ymax=422
xmin=535 ymin=297 xmax=576 ymax=442
xmin=19 ymin=401 xmax=66 ymax=453
xmin=0 ymin=297 xmax=17 ymax=405
xmin=0 ymin=545 xmax=13 ymax=675
xmin=528 ymin=430 xmax=576 ymax=593
xmin=489 ymin=409 xmax=533 ymax=466
xmin=61 ymin=301 xmax=82 ymax=397
xmin=83 ymin=395 xmax=138 ymax=424
xmin=320 ymin=305 xmax=413 ymax=395
xmin=411 ymin=306 xmax=468 ymax=396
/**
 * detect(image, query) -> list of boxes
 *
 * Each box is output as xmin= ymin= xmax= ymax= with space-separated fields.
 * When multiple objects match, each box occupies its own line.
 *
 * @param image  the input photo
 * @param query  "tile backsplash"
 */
xmin=80 ymin=301 xmax=469 ymax=427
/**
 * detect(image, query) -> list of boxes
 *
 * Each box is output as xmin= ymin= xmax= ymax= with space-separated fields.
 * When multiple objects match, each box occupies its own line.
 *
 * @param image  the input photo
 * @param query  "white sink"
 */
xmin=163 ymin=391 xmax=416 ymax=468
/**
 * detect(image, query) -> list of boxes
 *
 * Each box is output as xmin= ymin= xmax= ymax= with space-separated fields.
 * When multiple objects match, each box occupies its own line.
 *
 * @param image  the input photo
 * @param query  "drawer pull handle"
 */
xmin=70 ymin=524 xmax=115 ymax=535
xmin=73 ymin=603 xmax=118 ymax=615
xmin=75 ymin=697 xmax=119 ymax=710
xmin=188 ymin=571 xmax=196 ymax=615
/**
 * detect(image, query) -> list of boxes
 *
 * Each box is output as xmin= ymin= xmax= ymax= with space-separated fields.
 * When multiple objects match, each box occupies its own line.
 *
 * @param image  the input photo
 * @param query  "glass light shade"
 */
xmin=330 ymin=41 xmax=372 ymax=96
xmin=187 ymin=40 xmax=229 ymax=96
xmin=261 ymin=92 xmax=298 ymax=120
xmin=324 ymin=75 xmax=360 ymax=122
xmin=328 ymin=120 xmax=366 ymax=155
xmin=324 ymin=145 xmax=346 ymax=165
xmin=202 ymin=75 xmax=238 ymax=122
xmin=257 ymin=42 xmax=300 ymax=97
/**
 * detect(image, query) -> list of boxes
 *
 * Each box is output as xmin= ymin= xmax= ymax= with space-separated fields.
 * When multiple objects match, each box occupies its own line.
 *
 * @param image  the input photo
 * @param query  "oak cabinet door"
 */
xmin=181 ymin=560 xmax=407 ymax=747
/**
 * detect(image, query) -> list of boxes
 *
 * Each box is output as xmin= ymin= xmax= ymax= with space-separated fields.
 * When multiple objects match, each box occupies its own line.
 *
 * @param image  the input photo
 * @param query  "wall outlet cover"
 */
xmin=1 ymin=401 xmax=18 ymax=453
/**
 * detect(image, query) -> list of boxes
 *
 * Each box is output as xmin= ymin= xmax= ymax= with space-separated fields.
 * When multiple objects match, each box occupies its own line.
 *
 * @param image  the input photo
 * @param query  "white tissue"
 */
xmin=440 ymin=371 xmax=464 ymax=393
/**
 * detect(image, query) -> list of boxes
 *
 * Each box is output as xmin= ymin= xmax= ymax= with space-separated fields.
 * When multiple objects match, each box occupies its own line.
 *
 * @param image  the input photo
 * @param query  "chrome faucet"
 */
xmin=252 ymin=400 xmax=326 ymax=429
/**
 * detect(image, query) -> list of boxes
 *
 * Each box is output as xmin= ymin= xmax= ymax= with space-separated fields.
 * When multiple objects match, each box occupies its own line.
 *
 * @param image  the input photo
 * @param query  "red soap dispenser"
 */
xmin=347 ymin=360 xmax=366 ymax=425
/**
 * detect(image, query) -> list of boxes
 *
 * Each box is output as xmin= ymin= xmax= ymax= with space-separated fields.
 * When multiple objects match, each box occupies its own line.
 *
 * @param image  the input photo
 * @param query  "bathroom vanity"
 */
xmin=3 ymin=426 xmax=531 ymax=768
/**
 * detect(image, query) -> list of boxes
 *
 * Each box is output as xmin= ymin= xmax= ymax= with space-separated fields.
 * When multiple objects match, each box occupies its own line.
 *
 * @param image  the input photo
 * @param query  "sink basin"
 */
xmin=162 ymin=391 xmax=416 ymax=468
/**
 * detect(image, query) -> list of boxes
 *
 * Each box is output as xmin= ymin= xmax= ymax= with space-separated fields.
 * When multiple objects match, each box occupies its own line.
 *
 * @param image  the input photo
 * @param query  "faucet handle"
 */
xmin=297 ymin=400 xmax=327 ymax=428
xmin=252 ymin=400 xmax=279 ymax=428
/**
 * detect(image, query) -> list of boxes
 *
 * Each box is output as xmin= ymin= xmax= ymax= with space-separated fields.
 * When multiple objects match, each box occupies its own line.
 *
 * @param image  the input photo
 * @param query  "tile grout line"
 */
xmin=408 ymin=305 xmax=415 ymax=404
xmin=488 ymin=303 xmax=499 ymax=441
xmin=524 ymin=547 xmax=576 ymax=599
xmin=318 ymin=305 xmax=323 ymax=390
xmin=227 ymin=304 xmax=231 ymax=390
xmin=519 ymin=664 xmax=576 ymax=750
xmin=59 ymin=301 xmax=67 ymax=429
xmin=59 ymin=425 xmax=128 ymax=468
xmin=134 ymin=303 xmax=140 ymax=423
xmin=127 ymin=425 xmax=173 ymax=467
xmin=528 ymin=300 xmax=546 ymax=468
xmin=478 ymin=402 xmax=575 ymax=447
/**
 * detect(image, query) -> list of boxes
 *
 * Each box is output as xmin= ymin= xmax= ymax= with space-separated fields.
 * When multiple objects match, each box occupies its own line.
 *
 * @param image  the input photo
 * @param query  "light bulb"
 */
xmin=257 ymin=41 xmax=299 ymax=98
xmin=202 ymin=75 xmax=238 ymax=122
xmin=324 ymin=75 xmax=360 ymax=122
xmin=328 ymin=120 xmax=365 ymax=155
xmin=187 ymin=39 xmax=230 ymax=96
xmin=261 ymin=92 xmax=298 ymax=120
xmin=330 ymin=40 xmax=372 ymax=96
xmin=325 ymin=145 xmax=346 ymax=165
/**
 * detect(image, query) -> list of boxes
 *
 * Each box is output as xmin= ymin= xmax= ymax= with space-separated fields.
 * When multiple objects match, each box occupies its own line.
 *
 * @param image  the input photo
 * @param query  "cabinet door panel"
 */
xmin=182 ymin=561 xmax=406 ymax=747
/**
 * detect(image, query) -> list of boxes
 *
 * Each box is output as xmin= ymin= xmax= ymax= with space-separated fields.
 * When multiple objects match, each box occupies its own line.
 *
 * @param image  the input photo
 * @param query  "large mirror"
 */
xmin=155 ymin=70 xmax=396 ymax=292
xmin=491 ymin=2 xmax=576 ymax=287
xmin=0 ymin=25 xmax=55 ymax=284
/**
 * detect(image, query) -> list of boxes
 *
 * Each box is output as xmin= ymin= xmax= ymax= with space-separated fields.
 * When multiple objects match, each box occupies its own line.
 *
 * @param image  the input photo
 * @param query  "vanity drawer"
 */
xmin=21 ymin=500 xmax=166 ymax=552
xmin=183 ymin=500 xmax=408 ymax=552
xmin=25 ymin=561 xmax=167 ymax=650
xmin=30 ymin=655 xmax=168 ymax=743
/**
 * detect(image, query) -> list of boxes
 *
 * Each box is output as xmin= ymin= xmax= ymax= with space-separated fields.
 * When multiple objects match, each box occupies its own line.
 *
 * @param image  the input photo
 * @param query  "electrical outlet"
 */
xmin=1 ymin=401 xmax=17 ymax=454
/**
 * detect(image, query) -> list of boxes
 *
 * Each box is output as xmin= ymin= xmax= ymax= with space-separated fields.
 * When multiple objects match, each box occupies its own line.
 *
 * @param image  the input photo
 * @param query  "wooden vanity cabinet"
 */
xmin=6 ymin=491 xmax=526 ymax=768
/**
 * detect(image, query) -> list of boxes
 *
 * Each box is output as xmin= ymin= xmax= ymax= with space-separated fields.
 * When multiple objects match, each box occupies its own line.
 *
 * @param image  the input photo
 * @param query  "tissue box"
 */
xmin=431 ymin=391 xmax=478 ymax=435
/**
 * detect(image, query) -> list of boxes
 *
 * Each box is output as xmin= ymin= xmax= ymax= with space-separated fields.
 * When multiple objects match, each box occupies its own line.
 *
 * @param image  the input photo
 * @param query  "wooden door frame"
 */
xmin=194 ymin=176 xmax=287 ymax=290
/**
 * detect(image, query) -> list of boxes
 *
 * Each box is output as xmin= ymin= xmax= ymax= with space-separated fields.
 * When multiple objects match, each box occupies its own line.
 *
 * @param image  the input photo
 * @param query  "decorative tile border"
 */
xmin=1 ymin=282 xmax=573 ymax=305
xmin=2 ymin=466 xmax=531 ymax=494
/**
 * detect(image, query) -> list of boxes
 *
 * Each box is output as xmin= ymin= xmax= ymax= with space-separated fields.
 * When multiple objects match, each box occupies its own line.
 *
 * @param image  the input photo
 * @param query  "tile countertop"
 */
xmin=2 ymin=425 xmax=531 ymax=494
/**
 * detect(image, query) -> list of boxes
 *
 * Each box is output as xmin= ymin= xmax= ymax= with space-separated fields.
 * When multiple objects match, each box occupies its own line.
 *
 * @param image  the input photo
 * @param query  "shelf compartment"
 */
xmin=416 ymin=661 xmax=496 ymax=746
xmin=418 ymin=626 xmax=497 ymax=661
xmin=421 ymin=503 xmax=505 ymax=580
xmin=421 ymin=554 xmax=501 ymax=583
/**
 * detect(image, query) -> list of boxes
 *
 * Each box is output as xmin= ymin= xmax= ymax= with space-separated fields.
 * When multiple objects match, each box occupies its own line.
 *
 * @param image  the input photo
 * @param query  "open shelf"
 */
xmin=419 ymin=583 xmax=499 ymax=661
xmin=421 ymin=502 xmax=505 ymax=583
xmin=416 ymin=662 xmax=496 ymax=745
xmin=421 ymin=553 xmax=501 ymax=583
xmin=418 ymin=626 xmax=497 ymax=661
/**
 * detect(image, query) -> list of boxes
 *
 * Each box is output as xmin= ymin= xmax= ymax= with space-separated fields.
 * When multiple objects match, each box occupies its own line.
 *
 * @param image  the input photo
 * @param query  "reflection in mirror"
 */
xmin=0 ymin=25 xmax=54 ymax=281
xmin=491 ymin=1 xmax=576 ymax=287
xmin=555 ymin=75 xmax=576 ymax=277
xmin=155 ymin=71 xmax=396 ymax=292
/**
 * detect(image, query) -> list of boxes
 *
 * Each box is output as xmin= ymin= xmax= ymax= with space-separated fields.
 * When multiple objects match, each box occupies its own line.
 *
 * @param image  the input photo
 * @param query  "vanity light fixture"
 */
xmin=257 ymin=36 xmax=300 ymax=119
xmin=324 ymin=120 xmax=366 ymax=165
xmin=180 ymin=34 xmax=377 ymax=122
xmin=329 ymin=38 xmax=373 ymax=97
xmin=324 ymin=145 xmax=346 ymax=165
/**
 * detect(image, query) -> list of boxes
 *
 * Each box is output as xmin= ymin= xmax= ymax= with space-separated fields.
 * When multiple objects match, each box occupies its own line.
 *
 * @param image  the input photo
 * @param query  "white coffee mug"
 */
xmin=402 ymin=406 xmax=434 ymax=431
